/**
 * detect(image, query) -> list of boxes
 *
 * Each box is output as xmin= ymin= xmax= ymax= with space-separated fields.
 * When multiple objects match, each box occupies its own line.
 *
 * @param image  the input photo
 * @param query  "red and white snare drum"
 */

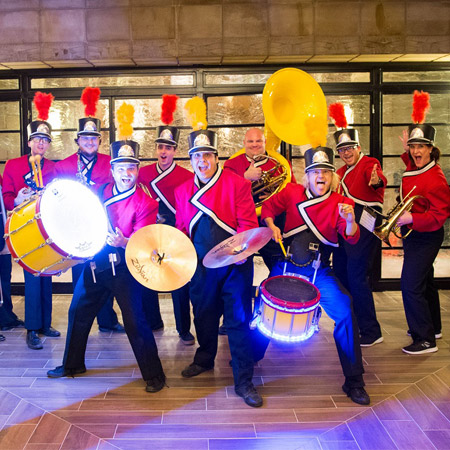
xmin=256 ymin=274 xmax=321 ymax=342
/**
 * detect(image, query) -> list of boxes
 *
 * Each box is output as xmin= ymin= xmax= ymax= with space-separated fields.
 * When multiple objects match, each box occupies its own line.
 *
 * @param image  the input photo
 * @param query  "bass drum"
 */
xmin=256 ymin=275 xmax=321 ymax=342
xmin=5 ymin=179 xmax=108 ymax=276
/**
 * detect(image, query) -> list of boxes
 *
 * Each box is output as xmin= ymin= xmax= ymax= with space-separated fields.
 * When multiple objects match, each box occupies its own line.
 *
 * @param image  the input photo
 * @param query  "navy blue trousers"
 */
xmin=190 ymin=258 xmax=255 ymax=390
xmin=24 ymin=269 xmax=53 ymax=331
xmin=63 ymin=262 xmax=164 ymax=381
xmin=333 ymin=226 xmax=382 ymax=342
xmin=142 ymin=283 xmax=191 ymax=334
xmin=72 ymin=263 xmax=119 ymax=329
xmin=253 ymin=260 xmax=365 ymax=388
xmin=401 ymin=227 xmax=444 ymax=344
xmin=0 ymin=254 xmax=20 ymax=327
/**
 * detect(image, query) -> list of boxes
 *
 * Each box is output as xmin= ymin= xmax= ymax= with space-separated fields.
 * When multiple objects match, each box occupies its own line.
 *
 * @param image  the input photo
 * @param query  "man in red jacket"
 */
xmin=332 ymin=128 xmax=387 ymax=347
xmin=175 ymin=129 xmax=263 ymax=408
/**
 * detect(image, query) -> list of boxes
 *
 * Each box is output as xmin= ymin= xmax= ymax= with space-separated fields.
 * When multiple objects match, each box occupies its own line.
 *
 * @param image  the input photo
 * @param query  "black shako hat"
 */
xmin=188 ymin=129 xmax=218 ymax=156
xmin=110 ymin=139 xmax=140 ymax=164
xmin=304 ymin=146 xmax=335 ymax=172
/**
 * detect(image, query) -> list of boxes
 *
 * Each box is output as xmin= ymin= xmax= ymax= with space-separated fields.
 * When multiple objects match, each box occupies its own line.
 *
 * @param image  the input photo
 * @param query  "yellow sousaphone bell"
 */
xmin=229 ymin=68 xmax=328 ymax=215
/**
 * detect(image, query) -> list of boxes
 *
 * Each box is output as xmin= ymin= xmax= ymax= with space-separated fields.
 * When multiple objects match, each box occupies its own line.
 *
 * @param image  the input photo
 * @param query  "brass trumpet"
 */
xmin=373 ymin=187 xmax=425 ymax=247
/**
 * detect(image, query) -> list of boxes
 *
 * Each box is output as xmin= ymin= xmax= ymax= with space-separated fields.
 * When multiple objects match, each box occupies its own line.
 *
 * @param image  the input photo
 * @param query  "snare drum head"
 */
xmin=39 ymin=179 xmax=108 ymax=258
xmin=261 ymin=275 xmax=319 ymax=309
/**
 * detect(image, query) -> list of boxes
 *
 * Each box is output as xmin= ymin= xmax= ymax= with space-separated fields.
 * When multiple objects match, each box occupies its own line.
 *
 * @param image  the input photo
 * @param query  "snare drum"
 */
xmin=256 ymin=275 xmax=321 ymax=342
xmin=5 ymin=179 xmax=108 ymax=276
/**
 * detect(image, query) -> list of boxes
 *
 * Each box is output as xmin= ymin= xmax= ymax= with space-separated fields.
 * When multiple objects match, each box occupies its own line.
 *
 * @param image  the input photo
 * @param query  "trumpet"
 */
xmin=373 ymin=186 xmax=426 ymax=247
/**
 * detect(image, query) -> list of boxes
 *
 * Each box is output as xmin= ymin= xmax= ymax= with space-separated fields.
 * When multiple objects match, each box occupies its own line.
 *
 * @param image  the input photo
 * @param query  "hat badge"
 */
xmin=84 ymin=120 xmax=98 ymax=132
xmin=338 ymin=132 xmax=351 ymax=144
xmin=410 ymin=127 xmax=424 ymax=139
xmin=194 ymin=133 xmax=211 ymax=147
xmin=160 ymin=129 xmax=173 ymax=140
xmin=118 ymin=144 xmax=134 ymax=157
xmin=37 ymin=123 xmax=49 ymax=134
xmin=312 ymin=150 xmax=329 ymax=164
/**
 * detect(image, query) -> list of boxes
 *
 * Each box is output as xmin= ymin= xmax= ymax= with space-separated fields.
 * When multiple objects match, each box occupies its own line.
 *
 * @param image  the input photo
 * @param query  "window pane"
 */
xmin=326 ymin=95 xmax=371 ymax=124
xmin=0 ymin=101 xmax=20 ymax=130
xmin=31 ymin=75 xmax=194 ymax=89
xmin=384 ymin=71 xmax=450 ymax=82
xmin=132 ymin=129 xmax=191 ymax=159
xmin=383 ymin=93 xmax=450 ymax=124
xmin=0 ymin=133 xmax=21 ymax=160
xmin=207 ymin=95 xmax=264 ymax=125
xmin=0 ymin=79 xmax=19 ymax=90
xmin=115 ymin=98 xmax=190 ymax=129
xmin=213 ymin=127 xmax=248 ymax=158
xmin=313 ymin=72 xmax=370 ymax=83
xmin=382 ymin=157 xmax=407 ymax=186
xmin=32 ymin=99 xmax=110 ymax=129
xmin=47 ymin=131 xmax=110 ymax=161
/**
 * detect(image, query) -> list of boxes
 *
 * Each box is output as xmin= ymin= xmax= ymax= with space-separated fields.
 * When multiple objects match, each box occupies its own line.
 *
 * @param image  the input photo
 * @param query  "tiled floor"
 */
xmin=0 ymin=289 xmax=449 ymax=450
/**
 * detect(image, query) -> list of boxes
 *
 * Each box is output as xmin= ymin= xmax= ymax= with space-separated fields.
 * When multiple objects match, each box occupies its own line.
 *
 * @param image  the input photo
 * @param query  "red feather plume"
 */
xmin=328 ymin=103 xmax=348 ymax=129
xmin=411 ymin=90 xmax=430 ymax=124
xmin=161 ymin=94 xmax=179 ymax=125
xmin=34 ymin=92 xmax=54 ymax=121
xmin=81 ymin=87 xmax=101 ymax=117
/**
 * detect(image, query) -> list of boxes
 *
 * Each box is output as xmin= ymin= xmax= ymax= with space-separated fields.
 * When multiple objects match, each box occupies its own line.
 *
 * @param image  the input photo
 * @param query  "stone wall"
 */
xmin=0 ymin=0 xmax=449 ymax=69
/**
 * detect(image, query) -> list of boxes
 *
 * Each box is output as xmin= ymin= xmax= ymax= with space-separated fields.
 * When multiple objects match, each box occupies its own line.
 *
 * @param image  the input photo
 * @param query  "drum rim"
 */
xmin=260 ymin=274 xmax=320 ymax=310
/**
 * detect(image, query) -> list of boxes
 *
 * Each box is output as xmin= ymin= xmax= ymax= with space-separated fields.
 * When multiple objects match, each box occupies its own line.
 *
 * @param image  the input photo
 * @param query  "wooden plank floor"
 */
xmin=1 ymin=290 xmax=449 ymax=450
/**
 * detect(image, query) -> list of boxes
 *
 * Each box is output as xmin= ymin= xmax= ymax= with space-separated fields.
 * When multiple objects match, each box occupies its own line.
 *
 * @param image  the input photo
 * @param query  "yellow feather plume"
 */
xmin=117 ymin=102 xmax=135 ymax=140
xmin=184 ymin=96 xmax=207 ymax=131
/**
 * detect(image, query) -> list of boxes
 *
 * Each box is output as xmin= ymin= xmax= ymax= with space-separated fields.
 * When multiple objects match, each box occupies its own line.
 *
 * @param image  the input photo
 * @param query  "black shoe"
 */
xmin=47 ymin=365 xmax=87 ymax=378
xmin=99 ymin=323 xmax=126 ymax=333
xmin=26 ymin=331 xmax=43 ymax=350
xmin=1 ymin=319 xmax=25 ymax=331
xmin=151 ymin=322 xmax=164 ymax=332
xmin=0 ymin=334 xmax=5 ymax=342
xmin=360 ymin=336 xmax=384 ymax=347
xmin=218 ymin=325 xmax=227 ymax=335
xmin=235 ymin=384 xmax=263 ymax=408
xmin=146 ymin=374 xmax=166 ymax=393
xmin=179 ymin=331 xmax=195 ymax=346
xmin=402 ymin=340 xmax=438 ymax=355
xmin=181 ymin=363 xmax=213 ymax=378
xmin=39 ymin=327 xmax=61 ymax=337
xmin=342 ymin=385 xmax=370 ymax=405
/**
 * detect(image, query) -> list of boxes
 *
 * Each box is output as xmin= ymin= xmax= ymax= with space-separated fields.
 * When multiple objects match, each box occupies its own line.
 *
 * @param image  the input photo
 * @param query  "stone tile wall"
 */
xmin=0 ymin=0 xmax=448 ymax=68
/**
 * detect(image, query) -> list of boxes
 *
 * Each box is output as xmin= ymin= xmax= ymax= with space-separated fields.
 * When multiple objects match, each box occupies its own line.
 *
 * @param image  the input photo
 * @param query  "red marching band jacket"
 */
xmin=261 ymin=183 xmax=360 ymax=247
xmin=2 ymin=155 xmax=55 ymax=211
xmin=54 ymin=153 xmax=113 ymax=192
xmin=400 ymin=153 xmax=450 ymax=233
xmin=337 ymin=153 xmax=386 ymax=210
xmin=138 ymin=162 xmax=193 ymax=215
xmin=223 ymin=152 xmax=297 ymax=183
xmin=175 ymin=166 xmax=258 ymax=238
xmin=101 ymin=182 xmax=158 ymax=238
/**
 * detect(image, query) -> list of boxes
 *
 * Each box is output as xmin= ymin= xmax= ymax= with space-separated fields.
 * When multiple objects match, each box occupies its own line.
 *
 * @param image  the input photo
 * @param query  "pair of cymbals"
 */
xmin=126 ymin=225 xmax=273 ymax=290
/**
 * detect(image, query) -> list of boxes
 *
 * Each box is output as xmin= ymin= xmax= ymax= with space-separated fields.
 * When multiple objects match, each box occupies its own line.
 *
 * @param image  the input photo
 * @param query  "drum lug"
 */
xmin=249 ymin=310 xmax=261 ymax=330
xmin=35 ymin=212 xmax=42 ymax=220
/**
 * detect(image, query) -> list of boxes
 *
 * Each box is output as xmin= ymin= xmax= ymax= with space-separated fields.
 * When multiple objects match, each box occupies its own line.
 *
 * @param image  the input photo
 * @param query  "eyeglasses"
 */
xmin=31 ymin=137 xmax=51 ymax=144
xmin=337 ymin=146 xmax=357 ymax=154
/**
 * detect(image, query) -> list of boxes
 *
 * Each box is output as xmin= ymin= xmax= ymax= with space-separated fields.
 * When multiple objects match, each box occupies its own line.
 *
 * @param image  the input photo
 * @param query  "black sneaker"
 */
xmin=47 ymin=365 xmax=86 ymax=378
xmin=146 ymin=374 xmax=166 ymax=393
xmin=179 ymin=331 xmax=195 ymax=346
xmin=235 ymin=384 xmax=263 ymax=408
xmin=342 ymin=385 xmax=370 ymax=405
xmin=181 ymin=363 xmax=213 ymax=378
xmin=360 ymin=336 xmax=384 ymax=347
xmin=0 ymin=334 xmax=5 ymax=342
xmin=26 ymin=331 xmax=43 ymax=350
xmin=39 ymin=327 xmax=61 ymax=337
xmin=402 ymin=341 xmax=438 ymax=355
xmin=99 ymin=323 xmax=126 ymax=333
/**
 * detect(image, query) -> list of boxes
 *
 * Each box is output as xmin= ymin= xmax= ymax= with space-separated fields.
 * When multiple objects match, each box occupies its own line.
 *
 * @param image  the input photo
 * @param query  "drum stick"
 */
xmin=29 ymin=156 xmax=39 ymax=187
xmin=278 ymin=239 xmax=287 ymax=258
xmin=35 ymin=155 xmax=43 ymax=188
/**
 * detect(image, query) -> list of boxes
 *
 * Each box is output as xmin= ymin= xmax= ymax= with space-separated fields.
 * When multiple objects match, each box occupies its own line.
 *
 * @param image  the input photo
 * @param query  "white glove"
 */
xmin=14 ymin=187 xmax=32 ymax=206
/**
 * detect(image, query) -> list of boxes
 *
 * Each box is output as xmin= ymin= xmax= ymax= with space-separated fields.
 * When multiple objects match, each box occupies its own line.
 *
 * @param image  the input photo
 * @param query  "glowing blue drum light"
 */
xmin=257 ymin=319 xmax=318 ymax=343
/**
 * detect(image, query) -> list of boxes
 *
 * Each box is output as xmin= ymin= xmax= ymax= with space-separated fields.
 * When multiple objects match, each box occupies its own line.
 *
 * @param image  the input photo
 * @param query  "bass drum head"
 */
xmin=39 ymin=179 xmax=108 ymax=258
xmin=262 ymin=275 xmax=320 ymax=310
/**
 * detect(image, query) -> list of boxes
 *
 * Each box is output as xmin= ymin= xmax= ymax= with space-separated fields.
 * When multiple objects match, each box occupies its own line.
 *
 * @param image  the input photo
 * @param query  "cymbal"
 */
xmin=203 ymin=227 xmax=273 ymax=269
xmin=125 ymin=224 xmax=197 ymax=292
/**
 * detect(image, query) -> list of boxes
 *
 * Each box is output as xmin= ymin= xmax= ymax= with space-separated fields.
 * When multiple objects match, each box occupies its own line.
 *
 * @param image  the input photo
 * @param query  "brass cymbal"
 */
xmin=125 ymin=224 xmax=197 ymax=292
xmin=203 ymin=227 xmax=273 ymax=269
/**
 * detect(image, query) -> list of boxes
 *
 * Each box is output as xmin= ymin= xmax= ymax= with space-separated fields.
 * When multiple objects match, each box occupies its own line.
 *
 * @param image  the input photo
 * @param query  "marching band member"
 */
xmin=175 ymin=126 xmax=263 ymax=408
xmin=138 ymin=95 xmax=195 ymax=344
xmin=260 ymin=146 xmax=370 ymax=405
xmin=224 ymin=128 xmax=296 ymax=270
xmin=2 ymin=92 xmax=58 ymax=350
xmin=54 ymin=87 xmax=124 ymax=334
xmin=330 ymin=103 xmax=386 ymax=347
xmin=397 ymin=91 xmax=450 ymax=355
xmin=47 ymin=136 xmax=167 ymax=393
